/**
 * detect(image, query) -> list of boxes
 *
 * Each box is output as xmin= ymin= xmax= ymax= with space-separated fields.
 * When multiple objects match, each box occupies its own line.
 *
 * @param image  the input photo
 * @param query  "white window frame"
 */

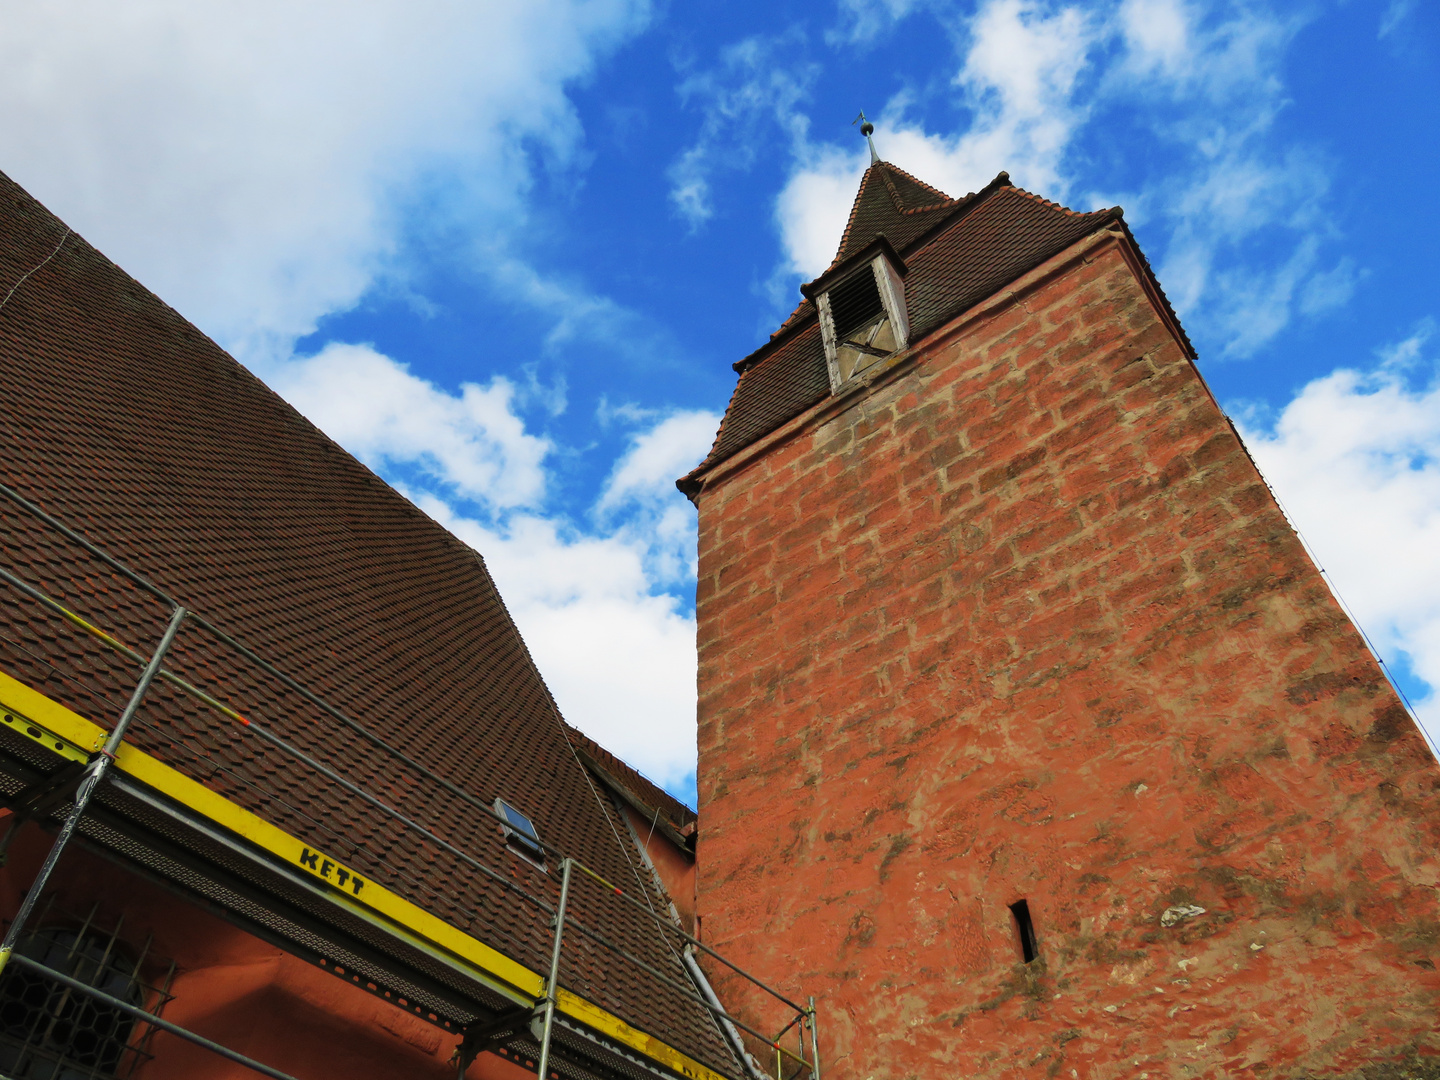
xmin=817 ymin=254 xmax=910 ymax=394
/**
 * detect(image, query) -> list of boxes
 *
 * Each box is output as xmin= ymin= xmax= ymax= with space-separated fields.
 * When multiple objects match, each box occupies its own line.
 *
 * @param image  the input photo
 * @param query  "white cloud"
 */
xmin=0 ymin=0 xmax=649 ymax=353
xmin=1235 ymin=322 xmax=1440 ymax=751
xmin=1111 ymin=5 xmax=1327 ymax=356
xmin=1201 ymin=233 xmax=1324 ymax=358
xmin=959 ymin=0 xmax=1093 ymax=170
xmin=271 ymin=343 xmax=551 ymax=508
xmin=769 ymin=0 xmax=1341 ymax=356
xmin=271 ymin=340 xmax=710 ymax=790
xmin=600 ymin=411 xmax=719 ymax=512
xmin=1379 ymin=0 xmax=1414 ymax=39
xmin=414 ymin=491 xmax=704 ymax=791
xmin=830 ymin=0 xmax=927 ymax=44
xmin=774 ymin=147 xmax=868 ymax=281
xmin=1119 ymin=0 xmax=1191 ymax=75
xmin=599 ymin=410 xmax=721 ymax=583
xmin=1299 ymin=257 xmax=1361 ymax=318
xmin=669 ymin=35 xmax=817 ymax=228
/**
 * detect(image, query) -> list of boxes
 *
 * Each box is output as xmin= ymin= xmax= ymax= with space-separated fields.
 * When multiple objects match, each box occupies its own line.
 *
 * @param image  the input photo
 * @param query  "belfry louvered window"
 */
xmin=816 ymin=252 xmax=909 ymax=391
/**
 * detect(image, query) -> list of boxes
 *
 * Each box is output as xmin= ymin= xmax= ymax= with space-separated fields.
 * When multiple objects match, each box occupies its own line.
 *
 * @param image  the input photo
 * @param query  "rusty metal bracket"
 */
xmin=453 ymin=1005 xmax=541 ymax=1078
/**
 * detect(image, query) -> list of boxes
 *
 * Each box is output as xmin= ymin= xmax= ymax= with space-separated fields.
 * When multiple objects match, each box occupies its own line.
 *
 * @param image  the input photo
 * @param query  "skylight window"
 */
xmin=494 ymin=798 xmax=547 ymax=870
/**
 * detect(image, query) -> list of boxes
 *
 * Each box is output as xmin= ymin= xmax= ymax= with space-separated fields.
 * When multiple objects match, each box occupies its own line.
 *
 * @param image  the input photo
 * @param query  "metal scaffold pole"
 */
xmin=0 ymin=604 xmax=188 ymax=975
xmin=0 ymin=482 xmax=829 ymax=1080
xmin=807 ymin=996 xmax=821 ymax=1080
xmin=535 ymin=856 xmax=573 ymax=1080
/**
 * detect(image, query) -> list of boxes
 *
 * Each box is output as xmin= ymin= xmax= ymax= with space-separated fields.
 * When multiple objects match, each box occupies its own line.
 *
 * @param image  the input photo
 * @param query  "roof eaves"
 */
xmin=575 ymin=748 xmax=697 ymax=855
xmin=1111 ymin=213 xmax=1197 ymax=359
xmin=732 ymin=309 xmax=816 ymax=374
xmin=799 ymin=234 xmax=908 ymax=302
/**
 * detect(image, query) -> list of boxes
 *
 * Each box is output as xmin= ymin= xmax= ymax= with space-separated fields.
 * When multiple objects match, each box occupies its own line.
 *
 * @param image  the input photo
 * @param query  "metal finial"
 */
xmin=852 ymin=111 xmax=880 ymax=164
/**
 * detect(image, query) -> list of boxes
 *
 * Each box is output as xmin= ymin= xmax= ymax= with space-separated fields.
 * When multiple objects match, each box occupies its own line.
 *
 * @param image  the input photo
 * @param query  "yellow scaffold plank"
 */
xmin=0 ymin=668 xmax=729 ymax=1080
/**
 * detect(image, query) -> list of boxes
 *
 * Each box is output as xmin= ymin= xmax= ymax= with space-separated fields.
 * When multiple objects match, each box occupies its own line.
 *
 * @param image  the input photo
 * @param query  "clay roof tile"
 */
xmin=0 ymin=168 xmax=735 ymax=1075
xmin=679 ymin=169 xmax=1183 ymax=494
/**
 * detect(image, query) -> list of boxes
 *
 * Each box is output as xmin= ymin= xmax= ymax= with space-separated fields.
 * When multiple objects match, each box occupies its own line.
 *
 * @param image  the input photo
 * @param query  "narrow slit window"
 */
xmin=1010 ymin=900 xmax=1038 ymax=964
xmin=494 ymin=798 xmax=547 ymax=870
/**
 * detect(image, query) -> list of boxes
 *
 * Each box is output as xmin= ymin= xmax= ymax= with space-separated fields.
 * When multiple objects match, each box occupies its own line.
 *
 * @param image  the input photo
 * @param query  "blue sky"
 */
xmin=1 ymin=0 xmax=1436 ymax=804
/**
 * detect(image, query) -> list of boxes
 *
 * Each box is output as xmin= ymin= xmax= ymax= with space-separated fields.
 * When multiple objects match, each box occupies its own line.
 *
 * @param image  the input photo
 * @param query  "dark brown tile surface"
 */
xmin=566 ymin=723 xmax=696 ymax=835
xmin=0 ymin=169 xmax=733 ymax=1074
xmin=682 ymin=168 xmax=1191 ymax=484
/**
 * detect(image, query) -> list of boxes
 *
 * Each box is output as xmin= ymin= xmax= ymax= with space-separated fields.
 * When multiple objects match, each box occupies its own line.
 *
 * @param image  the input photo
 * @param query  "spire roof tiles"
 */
xmin=682 ymin=165 xmax=1191 ymax=489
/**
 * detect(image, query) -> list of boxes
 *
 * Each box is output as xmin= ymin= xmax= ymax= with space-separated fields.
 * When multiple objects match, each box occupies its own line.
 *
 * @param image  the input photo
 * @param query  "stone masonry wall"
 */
xmin=690 ymin=228 xmax=1440 ymax=1080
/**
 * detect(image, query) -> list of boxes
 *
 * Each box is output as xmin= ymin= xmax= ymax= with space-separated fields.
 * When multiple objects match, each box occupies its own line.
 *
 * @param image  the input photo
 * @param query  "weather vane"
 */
xmin=853 ymin=111 xmax=880 ymax=164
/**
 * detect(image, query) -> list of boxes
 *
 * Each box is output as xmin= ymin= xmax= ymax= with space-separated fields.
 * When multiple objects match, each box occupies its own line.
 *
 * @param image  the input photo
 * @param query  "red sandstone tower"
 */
xmin=679 ymin=164 xmax=1440 ymax=1078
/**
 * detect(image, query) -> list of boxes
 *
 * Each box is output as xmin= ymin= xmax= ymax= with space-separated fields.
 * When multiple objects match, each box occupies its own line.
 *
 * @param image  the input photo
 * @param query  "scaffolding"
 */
xmin=0 ymin=478 xmax=821 ymax=1080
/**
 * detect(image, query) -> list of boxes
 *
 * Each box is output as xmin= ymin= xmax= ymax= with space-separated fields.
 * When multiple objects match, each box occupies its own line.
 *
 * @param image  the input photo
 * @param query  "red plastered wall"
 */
xmin=619 ymin=803 xmax=696 ymax=933
xmin=0 ymin=819 xmax=530 ymax=1080
xmin=691 ymin=234 xmax=1440 ymax=1080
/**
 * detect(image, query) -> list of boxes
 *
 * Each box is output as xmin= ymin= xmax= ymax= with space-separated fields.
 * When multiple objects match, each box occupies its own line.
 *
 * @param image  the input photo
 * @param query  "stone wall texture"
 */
xmin=690 ymin=227 xmax=1440 ymax=1080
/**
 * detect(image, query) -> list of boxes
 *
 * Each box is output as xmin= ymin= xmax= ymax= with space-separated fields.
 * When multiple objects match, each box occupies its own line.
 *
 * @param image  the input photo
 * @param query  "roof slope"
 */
xmin=0 ymin=169 xmax=730 ymax=1072
xmin=682 ymin=167 xmax=1189 ymax=486
xmin=566 ymin=724 xmax=697 ymax=848
xmin=828 ymin=161 xmax=960 ymax=269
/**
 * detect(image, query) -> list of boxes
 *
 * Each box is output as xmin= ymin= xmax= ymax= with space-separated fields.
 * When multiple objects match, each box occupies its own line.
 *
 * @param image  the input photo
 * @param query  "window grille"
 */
xmin=0 ymin=907 xmax=174 ymax=1080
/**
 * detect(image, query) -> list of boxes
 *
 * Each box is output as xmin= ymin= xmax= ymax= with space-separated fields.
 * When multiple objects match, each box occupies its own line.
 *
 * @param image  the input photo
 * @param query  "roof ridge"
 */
xmin=878 ymin=163 xmax=958 ymax=218
xmin=880 ymin=161 xmax=954 ymax=204
xmin=876 ymin=166 xmax=909 ymax=213
xmin=1006 ymin=183 xmax=1113 ymax=219
xmin=897 ymin=198 xmax=955 ymax=216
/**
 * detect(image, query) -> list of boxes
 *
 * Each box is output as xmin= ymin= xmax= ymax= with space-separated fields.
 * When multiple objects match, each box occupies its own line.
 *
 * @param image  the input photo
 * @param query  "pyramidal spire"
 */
xmin=825 ymin=153 xmax=959 ymax=271
xmin=853 ymin=111 xmax=880 ymax=165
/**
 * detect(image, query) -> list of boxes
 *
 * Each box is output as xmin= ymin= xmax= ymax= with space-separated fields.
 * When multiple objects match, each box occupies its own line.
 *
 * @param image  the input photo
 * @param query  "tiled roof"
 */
xmin=566 ymin=724 xmax=696 ymax=849
xmin=0 ymin=169 xmax=733 ymax=1073
xmin=827 ymin=161 xmax=961 ymax=271
xmin=681 ymin=169 xmax=1190 ymax=488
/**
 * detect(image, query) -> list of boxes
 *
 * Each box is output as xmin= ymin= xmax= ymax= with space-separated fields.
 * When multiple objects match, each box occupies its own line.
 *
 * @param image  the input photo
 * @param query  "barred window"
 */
xmin=0 ymin=923 xmax=160 ymax=1079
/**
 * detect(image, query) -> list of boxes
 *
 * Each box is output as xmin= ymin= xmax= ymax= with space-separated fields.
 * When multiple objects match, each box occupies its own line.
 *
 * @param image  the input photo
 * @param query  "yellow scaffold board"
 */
xmin=0 ymin=667 xmax=727 ymax=1080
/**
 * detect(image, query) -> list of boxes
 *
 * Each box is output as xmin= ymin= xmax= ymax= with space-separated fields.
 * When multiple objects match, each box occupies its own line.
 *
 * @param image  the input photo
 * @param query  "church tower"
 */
xmin=679 ymin=163 xmax=1440 ymax=1078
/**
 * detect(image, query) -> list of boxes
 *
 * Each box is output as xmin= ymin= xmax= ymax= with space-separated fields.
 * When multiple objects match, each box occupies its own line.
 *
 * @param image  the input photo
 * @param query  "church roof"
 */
xmin=566 ymin=724 xmax=697 ymax=851
xmin=0 ymin=169 xmax=732 ymax=1074
xmin=680 ymin=166 xmax=1191 ymax=489
xmin=829 ymin=161 xmax=960 ymax=270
